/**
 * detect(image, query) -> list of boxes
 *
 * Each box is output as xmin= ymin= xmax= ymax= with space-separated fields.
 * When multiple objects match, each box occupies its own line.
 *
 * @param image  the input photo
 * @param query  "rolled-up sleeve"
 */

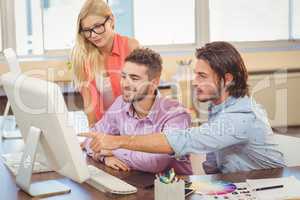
xmin=164 ymin=113 xmax=251 ymax=157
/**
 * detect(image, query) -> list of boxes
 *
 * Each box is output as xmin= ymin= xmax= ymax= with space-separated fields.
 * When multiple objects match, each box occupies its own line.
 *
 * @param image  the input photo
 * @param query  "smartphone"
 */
xmin=185 ymin=188 xmax=195 ymax=197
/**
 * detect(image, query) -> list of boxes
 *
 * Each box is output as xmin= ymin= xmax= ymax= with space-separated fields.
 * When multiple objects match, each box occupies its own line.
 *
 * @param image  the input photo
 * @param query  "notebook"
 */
xmin=188 ymin=176 xmax=300 ymax=200
xmin=247 ymin=176 xmax=300 ymax=200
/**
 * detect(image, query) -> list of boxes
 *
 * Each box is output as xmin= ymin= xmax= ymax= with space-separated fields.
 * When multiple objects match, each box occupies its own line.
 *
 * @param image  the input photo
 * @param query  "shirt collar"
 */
xmin=111 ymin=33 xmax=121 ymax=56
xmin=125 ymin=91 xmax=161 ymax=122
xmin=209 ymin=96 xmax=237 ymax=115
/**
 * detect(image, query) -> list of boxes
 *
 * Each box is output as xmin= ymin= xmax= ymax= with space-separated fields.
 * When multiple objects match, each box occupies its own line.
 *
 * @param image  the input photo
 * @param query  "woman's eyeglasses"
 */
xmin=80 ymin=16 xmax=110 ymax=38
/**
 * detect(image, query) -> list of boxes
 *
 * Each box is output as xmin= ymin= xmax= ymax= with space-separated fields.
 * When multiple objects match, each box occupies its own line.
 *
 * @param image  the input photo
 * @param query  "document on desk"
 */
xmin=247 ymin=176 xmax=300 ymax=200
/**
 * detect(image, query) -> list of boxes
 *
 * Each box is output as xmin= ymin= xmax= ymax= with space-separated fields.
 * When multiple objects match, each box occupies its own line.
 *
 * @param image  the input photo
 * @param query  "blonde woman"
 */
xmin=71 ymin=0 xmax=139 ymax=127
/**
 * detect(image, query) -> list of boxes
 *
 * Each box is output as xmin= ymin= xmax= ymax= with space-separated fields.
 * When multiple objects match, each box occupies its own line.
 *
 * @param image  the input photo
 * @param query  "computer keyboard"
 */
xmin=2 ymin=153 xmax=137 ymax=194
xmin=1 ymin=152 xmax=52 ymax=175
xmin=86 ymin=165 xmax=137 ymax=194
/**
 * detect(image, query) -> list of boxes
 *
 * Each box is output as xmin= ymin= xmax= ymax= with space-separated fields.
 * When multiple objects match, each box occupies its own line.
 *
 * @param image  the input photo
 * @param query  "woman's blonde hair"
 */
xmin=71 ymin=0 xmax=113 ymax=89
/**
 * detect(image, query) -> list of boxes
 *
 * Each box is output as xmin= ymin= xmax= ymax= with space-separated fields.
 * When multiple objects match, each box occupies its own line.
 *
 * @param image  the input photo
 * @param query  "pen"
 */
xmin=254 ymin=185 xmax=284 ymax=191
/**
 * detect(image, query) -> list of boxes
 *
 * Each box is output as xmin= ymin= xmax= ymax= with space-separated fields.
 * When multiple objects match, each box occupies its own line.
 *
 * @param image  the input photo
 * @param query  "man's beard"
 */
xmin=123 ymin=85 xmax=150 ymax=103
xmin=196 ymin=82 xmax=223 ymax=103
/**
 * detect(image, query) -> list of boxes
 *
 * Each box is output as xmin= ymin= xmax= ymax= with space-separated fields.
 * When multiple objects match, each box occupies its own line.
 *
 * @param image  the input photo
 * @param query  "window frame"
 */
xmin=207 ymin=0 xmax=300 ymax=52
xmin=0 ymin=7 xmax=2 ymax=51
xmin=0 ymin=0 xmax=17 ymax=56
xmin=0 ymin=0 xmax=300 ymax=60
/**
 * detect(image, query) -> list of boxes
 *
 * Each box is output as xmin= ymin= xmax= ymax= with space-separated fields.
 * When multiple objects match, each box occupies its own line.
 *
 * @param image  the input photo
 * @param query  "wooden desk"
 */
xmin=1 ymin=139 xmax=300 ymax=200
xmin=0 ymin=139 xmax=157 ymax=200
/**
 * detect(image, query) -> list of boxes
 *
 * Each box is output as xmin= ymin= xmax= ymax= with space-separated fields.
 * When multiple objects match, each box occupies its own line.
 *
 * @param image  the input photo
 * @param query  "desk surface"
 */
xmin=1 ymin=139 xmax=300 ymax=200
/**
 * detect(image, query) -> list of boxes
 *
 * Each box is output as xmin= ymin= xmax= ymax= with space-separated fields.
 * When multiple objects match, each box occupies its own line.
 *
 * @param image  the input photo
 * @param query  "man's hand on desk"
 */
xmin=104 ymin=156 xmax=130 ymax=171
xmin=90 ymin=150 xmax=113 ymax=161
xmin=99 ymin=150 xmax=113 ymax=156
xmin=79 ymin=132 xmax=122 ymax=152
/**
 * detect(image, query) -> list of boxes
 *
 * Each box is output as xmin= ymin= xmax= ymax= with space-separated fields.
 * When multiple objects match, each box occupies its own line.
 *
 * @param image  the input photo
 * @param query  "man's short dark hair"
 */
xmin=125 ymin=48 xmax=162 ymax=80
xmin=196 ymin=41 xmax=249 ymax=98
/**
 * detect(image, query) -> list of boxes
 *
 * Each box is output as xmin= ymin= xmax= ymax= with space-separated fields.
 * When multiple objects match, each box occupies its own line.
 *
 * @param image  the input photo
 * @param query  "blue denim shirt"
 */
xmin=164 ymin=96 xmax=285 ymax=173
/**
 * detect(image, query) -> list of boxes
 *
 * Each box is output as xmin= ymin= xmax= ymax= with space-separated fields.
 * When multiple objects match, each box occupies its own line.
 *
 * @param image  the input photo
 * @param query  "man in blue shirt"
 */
xmin=81 ymin=41 xmax=285 ymax=173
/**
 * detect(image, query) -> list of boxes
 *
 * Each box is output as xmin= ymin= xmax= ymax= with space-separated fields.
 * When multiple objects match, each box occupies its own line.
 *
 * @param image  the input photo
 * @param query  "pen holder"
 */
xmin=154 ymin=179 xmax=184 ymax=200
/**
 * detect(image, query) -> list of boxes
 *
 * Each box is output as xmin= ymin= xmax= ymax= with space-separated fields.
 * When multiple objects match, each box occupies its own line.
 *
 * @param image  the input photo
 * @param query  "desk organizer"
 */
xmin=154 ymin=179 xmax=184 ymax=200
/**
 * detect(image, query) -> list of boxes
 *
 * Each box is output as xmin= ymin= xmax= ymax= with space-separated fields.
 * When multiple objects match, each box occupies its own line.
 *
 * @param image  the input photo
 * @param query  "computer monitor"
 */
xmin=1 ymin=48 xmax=22 ymax=139
xmin=1 ymin=72 xmax=90 ymax=197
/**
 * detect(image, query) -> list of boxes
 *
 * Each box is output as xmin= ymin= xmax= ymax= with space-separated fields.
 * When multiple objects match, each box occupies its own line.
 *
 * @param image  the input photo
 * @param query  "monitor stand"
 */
xmin=0 ymin=101 xmax=22 ymax=139
xmin=16 ymin=127 xmax=71 ymax=197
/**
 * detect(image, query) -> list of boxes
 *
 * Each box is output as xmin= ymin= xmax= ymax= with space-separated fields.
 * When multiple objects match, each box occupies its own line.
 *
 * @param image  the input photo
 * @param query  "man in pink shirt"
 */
xmin=83 ymin=48 xmax=192 ymax=175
